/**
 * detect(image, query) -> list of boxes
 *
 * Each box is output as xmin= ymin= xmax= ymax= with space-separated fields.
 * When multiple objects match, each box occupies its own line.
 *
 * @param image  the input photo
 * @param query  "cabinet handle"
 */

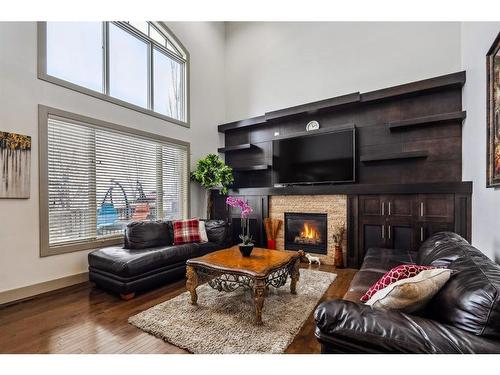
xmin=382 ymin=225 xmax=385 ymax=239
xmin=420 ymin=227 xmax=424 ymax=242
xmin=388 ymin=202 xmax=391 ymax=216
xmin=388 ymin=225 xmax=391 ymax=239
xmin=420 ymin=202 xmax=424 ymax=217
xmin=381 ymin=202 xmax=385 ymax=216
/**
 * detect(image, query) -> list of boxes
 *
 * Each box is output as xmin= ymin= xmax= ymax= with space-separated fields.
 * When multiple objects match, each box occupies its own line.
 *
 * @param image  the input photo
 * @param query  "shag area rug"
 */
xmin=129 ymin=269 xmax=336 ymax=354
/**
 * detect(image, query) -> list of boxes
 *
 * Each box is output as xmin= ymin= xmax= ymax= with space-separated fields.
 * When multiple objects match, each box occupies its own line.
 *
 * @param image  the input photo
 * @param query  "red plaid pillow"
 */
xmin=360 ymin=264 xmax=436 ymax=302
xmin=173 ymin=218 xmax=201 ymax=245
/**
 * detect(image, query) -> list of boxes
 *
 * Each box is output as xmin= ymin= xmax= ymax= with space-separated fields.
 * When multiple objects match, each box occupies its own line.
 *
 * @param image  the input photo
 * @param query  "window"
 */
xmin=39 ymin=22 xmax=189 ymax=125
xmin=39 ymin=106 xmax=189 ymax=256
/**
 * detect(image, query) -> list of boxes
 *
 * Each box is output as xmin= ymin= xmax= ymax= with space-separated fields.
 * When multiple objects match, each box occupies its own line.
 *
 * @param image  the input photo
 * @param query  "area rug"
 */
xmin=128 ymin=269 xmax=336 ymax=354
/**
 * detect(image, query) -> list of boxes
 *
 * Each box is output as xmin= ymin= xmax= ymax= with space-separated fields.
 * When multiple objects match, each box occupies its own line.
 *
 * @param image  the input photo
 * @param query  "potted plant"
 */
xmin=226 ymin=196 xmax=254 ymax=256
xmin=191 ymin=154 xmax=233 ymax=219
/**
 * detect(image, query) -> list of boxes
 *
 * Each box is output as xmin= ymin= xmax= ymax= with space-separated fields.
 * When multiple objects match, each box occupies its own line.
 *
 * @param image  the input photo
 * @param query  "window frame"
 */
xmin=37 ymin=22 xmax=190 ymax=127
xmin=38 ymin=105 xmax=191 ymax=257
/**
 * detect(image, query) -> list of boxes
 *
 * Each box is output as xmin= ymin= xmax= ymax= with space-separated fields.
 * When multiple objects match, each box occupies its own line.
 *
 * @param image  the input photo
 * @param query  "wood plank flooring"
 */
xmin=0 ymin=265 xmax=356 ymax=354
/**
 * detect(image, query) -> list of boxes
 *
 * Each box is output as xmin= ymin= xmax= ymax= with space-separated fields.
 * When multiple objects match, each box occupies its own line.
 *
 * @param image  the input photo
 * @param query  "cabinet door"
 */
xmin=359 ymin=218 xmax=388 ymax=259
xmin=359 ymin=195 xmax=385 ymax=217
xmin=416 ymin=194 xmax=454 ymax=223
xmin=386 ymin=195 xmax=415 ymax=219
xmin=386 ymin=220 xmax=415 ymax=251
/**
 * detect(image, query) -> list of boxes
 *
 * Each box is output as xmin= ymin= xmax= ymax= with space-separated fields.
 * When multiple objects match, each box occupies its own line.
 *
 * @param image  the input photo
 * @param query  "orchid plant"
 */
xmin=226 ymin=196 xmax=254 ymax=245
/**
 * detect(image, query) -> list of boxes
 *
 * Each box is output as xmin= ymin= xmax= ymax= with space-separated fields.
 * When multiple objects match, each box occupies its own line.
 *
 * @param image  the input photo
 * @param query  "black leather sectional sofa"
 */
xmin=314 ymin=232 xmax=500 ymax=353
xmin=88 ymin=219 xmax=230 ymax=299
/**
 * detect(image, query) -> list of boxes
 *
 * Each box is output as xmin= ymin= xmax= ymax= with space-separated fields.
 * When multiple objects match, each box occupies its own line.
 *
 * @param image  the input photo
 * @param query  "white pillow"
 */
xmin=198 ymin=220 xmax=209 ymax=243
xmin=365 ymin=268 xmax=452 ymax=313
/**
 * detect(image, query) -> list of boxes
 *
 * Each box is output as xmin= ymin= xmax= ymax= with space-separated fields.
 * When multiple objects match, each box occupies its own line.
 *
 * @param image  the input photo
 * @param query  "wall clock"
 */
xmin=306 ymin=121 xmax=320 ymax=131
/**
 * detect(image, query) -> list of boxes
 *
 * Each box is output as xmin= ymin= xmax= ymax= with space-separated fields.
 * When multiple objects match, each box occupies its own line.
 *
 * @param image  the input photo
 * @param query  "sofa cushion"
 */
xmin=344 ymin=269 xmax=385 ymax=302
xmin=362 ymin=248 xmax=418 ymax=273
xmin=361 ymin=264 xmax=436 ymax=302
xmin=88 ymin=241 xmax=221 ymax=277
xmin=198 ymin=220 xmax=209 ymax=243
xmin=173 ymin=218 xmax=201 ymax=245
xmin=204 ymin=219 xmax=229 ymax=245
xmin=342 ymin=248 xmax=417 ymax=302
xmin=365 ymin=268 xmax=452 ymax=313
xmin=124 ymin=220 xmax=171 ymax=249
xmin=424 ymin=241 xmax=500 ymax=339
xmin=417 ymin=231 xmax=469 ymax=266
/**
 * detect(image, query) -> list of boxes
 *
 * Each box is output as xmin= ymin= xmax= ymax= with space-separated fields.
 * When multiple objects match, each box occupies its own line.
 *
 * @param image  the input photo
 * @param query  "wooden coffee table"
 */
xmin=186 ymin=247 xmax=304 ymax=325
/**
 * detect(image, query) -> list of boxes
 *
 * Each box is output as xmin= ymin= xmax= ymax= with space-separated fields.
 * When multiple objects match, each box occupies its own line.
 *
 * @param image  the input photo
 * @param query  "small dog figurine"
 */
xmin=305 ymin=253 xmax=321 ymax=266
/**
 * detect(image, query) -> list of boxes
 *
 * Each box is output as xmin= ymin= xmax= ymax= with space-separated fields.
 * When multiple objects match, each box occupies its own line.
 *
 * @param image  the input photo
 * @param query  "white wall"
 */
xmin=461 ymin=22 xmax=500 ymax=262
xmin=0 ymin=22 xmax=225 ymax=293
xmin=224 ymin=22 xmax=461 ymax=121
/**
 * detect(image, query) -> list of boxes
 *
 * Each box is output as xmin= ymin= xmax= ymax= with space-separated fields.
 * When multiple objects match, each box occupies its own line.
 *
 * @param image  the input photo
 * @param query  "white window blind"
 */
xmin=47 ymin=115 xmax=188 ymax=248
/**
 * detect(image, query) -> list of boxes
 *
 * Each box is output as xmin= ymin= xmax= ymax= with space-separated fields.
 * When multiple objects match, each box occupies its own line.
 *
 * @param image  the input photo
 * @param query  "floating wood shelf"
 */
xmin=218 ymin=71 xmax=466 ymax=133
xmin=388 ymin=111 xmax=466 ymax=131
xmin=360 ymin=151 xmax=428 ymax=163
xmin=265 ymin=92 xmax=360 ymax=121
xmin=217 ymin=143 xmax=255 ymax=153
xmin=218 ymin=115 xmax=266 ymax=132
xmin=232 ymin=164 xmax=271 ymax=172
xmin=226 ymin=181 xmax=473 ymax=196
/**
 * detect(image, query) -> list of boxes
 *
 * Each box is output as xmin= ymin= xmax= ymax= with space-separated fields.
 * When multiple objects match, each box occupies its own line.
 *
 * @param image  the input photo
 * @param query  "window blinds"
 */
xmin=47 ymin=116 xmax=188 ymax=247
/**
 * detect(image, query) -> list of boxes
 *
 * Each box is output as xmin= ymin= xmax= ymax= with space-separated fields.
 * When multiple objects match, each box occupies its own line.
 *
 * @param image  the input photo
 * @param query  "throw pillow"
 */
xmin=360 ymin=264 xmax=436 ymax=302
xmin=365 ymin=268 xmax=452 ymax=313
xmin=198 ymin=220 xmax=209 ymax=243
xmin=173 ymin=218 xmax=201 ymax=245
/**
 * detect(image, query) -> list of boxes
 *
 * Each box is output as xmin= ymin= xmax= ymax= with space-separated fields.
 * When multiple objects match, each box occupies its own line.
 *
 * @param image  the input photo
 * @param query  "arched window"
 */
xmin=39 ymin=22 xmax=189 ymax=126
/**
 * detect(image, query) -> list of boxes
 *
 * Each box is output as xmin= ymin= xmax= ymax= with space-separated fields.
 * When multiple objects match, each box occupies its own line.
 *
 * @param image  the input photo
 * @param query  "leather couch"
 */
xmin=88 ymin=219 xmax=230 ymax=299
xmin=314 ymin=232 xmax=500 ymax=353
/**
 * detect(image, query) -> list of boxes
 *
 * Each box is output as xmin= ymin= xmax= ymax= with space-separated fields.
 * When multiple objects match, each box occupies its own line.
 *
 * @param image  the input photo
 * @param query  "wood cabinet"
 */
xmin=211 ymin=191 xmax=268 ymax=247
xmin=211 ymin=189 xmax=471 ymax=269
xmin=357 ymin=193 xmax=463 ymax=267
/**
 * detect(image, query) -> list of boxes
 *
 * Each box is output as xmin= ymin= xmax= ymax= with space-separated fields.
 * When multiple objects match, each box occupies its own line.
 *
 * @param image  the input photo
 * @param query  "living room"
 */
xmin=1 ymin=0 xmax=500 ymax=372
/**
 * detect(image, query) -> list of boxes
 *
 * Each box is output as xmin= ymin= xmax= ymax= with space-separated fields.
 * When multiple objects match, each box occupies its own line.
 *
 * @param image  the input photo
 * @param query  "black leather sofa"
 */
xmin=88 ymin=219 xmax=230 ymax=299
xmin=314 ymin=232 xmax=500 ymax=353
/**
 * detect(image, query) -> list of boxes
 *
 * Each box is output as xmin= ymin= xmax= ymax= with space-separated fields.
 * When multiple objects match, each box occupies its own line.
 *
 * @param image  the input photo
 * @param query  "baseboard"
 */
xmin=0 ymin=272 xmax=89 ymax=306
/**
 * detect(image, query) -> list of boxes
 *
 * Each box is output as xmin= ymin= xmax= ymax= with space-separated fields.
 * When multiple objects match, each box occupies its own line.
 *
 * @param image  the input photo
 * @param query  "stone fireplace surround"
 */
xmin=269 ymin=195 xmax=347 ymax=265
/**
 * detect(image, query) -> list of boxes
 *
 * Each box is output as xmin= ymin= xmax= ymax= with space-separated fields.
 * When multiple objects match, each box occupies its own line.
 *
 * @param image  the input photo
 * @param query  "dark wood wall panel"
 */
xmin=220 ymin=72 xmax=465 ymax=189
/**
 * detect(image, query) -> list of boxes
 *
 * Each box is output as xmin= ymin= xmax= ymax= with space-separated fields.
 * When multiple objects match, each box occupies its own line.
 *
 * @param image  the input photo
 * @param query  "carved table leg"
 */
xmin=186 ymin=265 xmax=199 ymax=305
xmin=254 ymin=279 xmax=266 ymax=325
xmin=290 ymin=257 xmax=301 ymax=295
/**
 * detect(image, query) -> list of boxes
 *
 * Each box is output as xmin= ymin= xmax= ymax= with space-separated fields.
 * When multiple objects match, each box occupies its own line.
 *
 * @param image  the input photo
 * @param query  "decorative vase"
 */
xmin=267 ymin=239 xmax=276 ymax=250
xmin=239 ymin=243 xmax=254 ymax=257
xmin=334 ymin=244 xmax=344 ymax=268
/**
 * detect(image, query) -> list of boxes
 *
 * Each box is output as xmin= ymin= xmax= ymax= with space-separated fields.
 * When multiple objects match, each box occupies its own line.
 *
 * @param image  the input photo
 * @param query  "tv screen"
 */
xmin=273 ymin=129 xmax=355 ymax=185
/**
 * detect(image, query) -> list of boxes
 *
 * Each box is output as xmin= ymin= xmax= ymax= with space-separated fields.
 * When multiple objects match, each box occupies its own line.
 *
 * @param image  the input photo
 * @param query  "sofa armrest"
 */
xmin=314 ymin=300 xmax=500 ymax=354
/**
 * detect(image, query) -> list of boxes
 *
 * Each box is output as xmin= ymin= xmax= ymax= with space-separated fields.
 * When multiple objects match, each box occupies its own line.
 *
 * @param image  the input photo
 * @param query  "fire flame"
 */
xmin=300 ymin=223 xmax=320 ymax=241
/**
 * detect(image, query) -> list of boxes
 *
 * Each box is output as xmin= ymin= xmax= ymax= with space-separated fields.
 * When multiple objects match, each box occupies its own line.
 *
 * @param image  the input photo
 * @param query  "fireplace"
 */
xmin=284 ymin=212 xmax=328 ymax=254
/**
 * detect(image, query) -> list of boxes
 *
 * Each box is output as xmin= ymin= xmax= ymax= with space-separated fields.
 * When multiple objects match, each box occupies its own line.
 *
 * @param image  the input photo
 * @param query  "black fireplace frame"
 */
xmin=284 ymin=212 xmax=328 ymax=255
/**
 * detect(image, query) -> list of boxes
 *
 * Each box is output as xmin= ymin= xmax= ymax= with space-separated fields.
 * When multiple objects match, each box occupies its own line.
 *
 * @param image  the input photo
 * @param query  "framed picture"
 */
xmin=0 ymin=131 xmax=31 ymax=198
xmin=487 ymin=32 xmax=500 ymax=188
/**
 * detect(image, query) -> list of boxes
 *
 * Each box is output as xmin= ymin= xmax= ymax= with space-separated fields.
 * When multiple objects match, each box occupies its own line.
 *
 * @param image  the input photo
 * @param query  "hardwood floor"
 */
xmin=0 ymin=265 xmax=356 ymax=354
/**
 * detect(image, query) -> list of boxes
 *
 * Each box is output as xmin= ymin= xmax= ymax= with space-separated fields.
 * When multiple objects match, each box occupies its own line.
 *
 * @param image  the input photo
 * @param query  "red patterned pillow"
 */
xmin=360 ymin=264 xmax=436 ymax=302
xmin=173 ymin=218 xmax=201 ymax=245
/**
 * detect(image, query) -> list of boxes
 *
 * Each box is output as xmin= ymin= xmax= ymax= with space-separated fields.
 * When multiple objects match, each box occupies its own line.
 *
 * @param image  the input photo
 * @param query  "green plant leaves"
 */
xmin=190 ymin=154 xmax=234 ymax=194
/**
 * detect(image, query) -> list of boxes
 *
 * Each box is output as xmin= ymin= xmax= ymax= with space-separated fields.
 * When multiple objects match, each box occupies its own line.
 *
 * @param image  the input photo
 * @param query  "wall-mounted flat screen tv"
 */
xmin=273 ymin=128 xmax=355 ymax=185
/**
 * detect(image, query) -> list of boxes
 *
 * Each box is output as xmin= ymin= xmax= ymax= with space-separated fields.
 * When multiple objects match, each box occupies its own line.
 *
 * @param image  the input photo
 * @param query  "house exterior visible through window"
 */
xmin=39 ymin=107 xmax=189 ymax=256
xmin=39 ymin=22 xmax=189 ymax=125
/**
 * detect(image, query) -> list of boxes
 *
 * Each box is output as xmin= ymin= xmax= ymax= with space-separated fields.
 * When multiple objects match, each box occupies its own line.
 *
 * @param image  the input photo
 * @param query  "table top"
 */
xmin=187 ymin=247 xmax=301 ymax=278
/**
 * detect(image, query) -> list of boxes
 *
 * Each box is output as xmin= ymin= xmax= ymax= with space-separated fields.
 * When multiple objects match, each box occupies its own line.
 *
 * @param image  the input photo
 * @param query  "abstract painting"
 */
xmin=487 ymin=32 xmax=500 ymax=187
xmin=0 ymin=131 xmax=31 ymax=198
